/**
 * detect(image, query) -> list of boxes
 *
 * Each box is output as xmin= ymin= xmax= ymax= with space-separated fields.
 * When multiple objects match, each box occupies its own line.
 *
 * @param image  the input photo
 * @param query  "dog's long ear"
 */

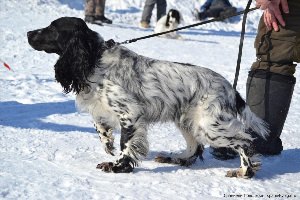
xmin=165 ymin=12 xmax=170 ymax=27
xmin=54 ymin=31 xmax=101 ymax=94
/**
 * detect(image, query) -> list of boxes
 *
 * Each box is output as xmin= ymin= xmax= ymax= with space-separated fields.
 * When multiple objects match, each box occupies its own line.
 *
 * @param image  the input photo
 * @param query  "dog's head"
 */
xmin=27 ymin=17 xmax=101 ymax=55
xmin=166 ymin=9 xmax=181 ymax=27
xmin=27 ymin=17 xmax=104 ymax=94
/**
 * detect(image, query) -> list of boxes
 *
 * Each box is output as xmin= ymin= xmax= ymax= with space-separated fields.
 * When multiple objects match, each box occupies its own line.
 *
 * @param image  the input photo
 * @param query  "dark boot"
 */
xmin=94 ymin=15 xmax=113 ymax=24
xmin=210 ymin=147 xmax=238 ymax=160
xmin=84 ymin=15 xmax=103 ymax=26
xmin=246 ymin=69 xmax=295 ymax=155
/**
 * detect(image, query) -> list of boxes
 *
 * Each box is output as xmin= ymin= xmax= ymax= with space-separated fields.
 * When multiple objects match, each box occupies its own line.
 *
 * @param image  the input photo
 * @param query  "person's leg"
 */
xmin=247 ymin=70 xmax=295 ymax=155
xmin=85 ymin=0 xmax=95 ymax=22
xmin=94 ymin=0 xmax=112 ymax=24
xmin=141 ymin=0 xmax=156 ymax=24
xmin=156 ymin=0 xmax=167 ymax=21
xmin=247 ymin=0 xmax=300 ymax=155
xmin=95 ymin=0 xmax=105 ymax=16
xmin=198 ymin=8 xmax=223 ymax=20
xmin=212 ymin=0 xmax=299 ymax=159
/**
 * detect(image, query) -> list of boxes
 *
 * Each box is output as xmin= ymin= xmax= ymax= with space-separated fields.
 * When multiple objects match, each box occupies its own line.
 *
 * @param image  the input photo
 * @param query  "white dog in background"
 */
xmin=154 ymin=9 xmax=183 ymax=39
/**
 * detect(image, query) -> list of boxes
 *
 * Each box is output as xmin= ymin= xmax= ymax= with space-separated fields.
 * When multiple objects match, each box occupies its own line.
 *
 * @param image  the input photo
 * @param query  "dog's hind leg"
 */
xmin=200 ymin=113 xmax=259 ymax=178
xmin=226 ymin=146 xmax=260 ymax=179
xmin=207 ymin=135 xmax=258 ymax=178
xmin=155 ymin=126 xmax=204 ymax=167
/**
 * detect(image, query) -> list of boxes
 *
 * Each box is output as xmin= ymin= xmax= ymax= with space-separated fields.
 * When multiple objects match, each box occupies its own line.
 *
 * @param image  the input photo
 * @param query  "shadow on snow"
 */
xmin=256 ymin=148 xmax=300 ymax=179
xmin=0 ymin=101 xmax=94 ymax=133
xmin=57 ymin=0 xmax=84 ymax=10
xmin=57 ymin=0 xmax=141 ymax=14
xmin=137 ymin=148 xmax=300 ymax=179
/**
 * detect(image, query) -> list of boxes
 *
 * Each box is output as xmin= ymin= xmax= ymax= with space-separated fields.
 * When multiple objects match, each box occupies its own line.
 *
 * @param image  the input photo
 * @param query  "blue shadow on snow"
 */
xmin=0 ymin=101 xmax=94 ymax=133
xmin=109 ymin=7 xmax=141 ymax=14
xmin=256 ymin=148 xmax=300 ymax=179
xmin=136 ymin=148 xmax=300 ymax=179
xmin=57 ymin=0 xmax=140 ymax=14
xmin=57 ymin=0 xmax=84 ymax=10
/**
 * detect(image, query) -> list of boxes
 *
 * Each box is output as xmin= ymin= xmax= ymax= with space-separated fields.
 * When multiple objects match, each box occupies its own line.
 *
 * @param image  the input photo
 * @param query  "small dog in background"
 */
xmin=154 ymin=9 xmax=182 ymax=39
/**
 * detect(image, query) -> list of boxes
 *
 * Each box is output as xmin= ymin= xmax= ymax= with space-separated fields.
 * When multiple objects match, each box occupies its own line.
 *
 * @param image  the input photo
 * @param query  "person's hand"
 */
xmin=263 ymin=9 xmax=280 ymax=31
xmin=256 ymin=0 xmax=289 ymax=31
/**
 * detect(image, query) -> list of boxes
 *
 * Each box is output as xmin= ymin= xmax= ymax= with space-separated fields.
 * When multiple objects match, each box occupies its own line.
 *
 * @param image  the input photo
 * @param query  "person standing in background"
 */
xmin=140 ymin=0 xmax=167 ymax=28
xmin=194 ymin=0 xmax=237 ymax=21
xmin=85 ymin=0 xmax=112 ymax=25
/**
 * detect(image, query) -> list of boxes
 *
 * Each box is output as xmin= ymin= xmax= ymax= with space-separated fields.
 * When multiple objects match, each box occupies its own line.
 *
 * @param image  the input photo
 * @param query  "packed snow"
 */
xmin=0 ymin=0 xmax=299 ymax=199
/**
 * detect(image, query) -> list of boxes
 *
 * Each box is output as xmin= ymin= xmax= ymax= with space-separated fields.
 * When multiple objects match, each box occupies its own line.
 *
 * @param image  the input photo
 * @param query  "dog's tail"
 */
xmin=235 ymin=91 xmax=269 ymax=139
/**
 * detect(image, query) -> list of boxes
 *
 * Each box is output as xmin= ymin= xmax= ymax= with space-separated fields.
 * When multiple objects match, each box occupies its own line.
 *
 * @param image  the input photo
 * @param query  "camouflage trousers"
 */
xmin=251 ymin=0 xmax=300 ymax=76
xmin=85 ymin=0 xmax=106 ymax=16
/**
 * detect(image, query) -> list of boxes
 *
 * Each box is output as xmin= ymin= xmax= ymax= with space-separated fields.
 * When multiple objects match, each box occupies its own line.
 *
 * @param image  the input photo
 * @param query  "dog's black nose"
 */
xmin=27 ymin=31 xmax=34 ymax=38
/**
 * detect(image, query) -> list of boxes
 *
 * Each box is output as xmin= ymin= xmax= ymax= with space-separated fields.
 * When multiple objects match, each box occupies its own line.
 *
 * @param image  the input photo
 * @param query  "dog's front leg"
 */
xmin=97 ymin=115 xmax=149 ymax=173
xmin=95 ymin=123 xmax=115 ymax=156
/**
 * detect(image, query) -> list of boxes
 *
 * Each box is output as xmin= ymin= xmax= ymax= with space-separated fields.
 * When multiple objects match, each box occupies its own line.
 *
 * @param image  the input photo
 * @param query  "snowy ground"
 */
xmin=0 ymin=0 xmax=300 ymax=199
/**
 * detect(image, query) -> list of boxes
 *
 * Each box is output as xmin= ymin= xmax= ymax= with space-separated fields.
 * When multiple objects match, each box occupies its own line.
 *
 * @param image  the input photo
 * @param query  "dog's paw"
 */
xmin=112 ymin=162 xmax=133 ymax=173
xmin=226 ymin=167 xmax=255 ymax=179
xmin=96 ymin=162 xmax=133 ymax=173
xmin=252 ymin=161 xmax=261 ymax=172
xmin=155 ymin=154 xmax=198 ymax=167
xmin=96 ymin=162 xmax=114 ymax=172
xmin=155 ymin=155 xmax=172 ymax=163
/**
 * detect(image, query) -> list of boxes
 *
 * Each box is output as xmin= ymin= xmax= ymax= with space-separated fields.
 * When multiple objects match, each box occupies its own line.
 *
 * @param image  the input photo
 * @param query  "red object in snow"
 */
xmin=0 ymin=59 xmax=12 ymax=71
xmin=3 ymin=62 xmax=11 ymax=70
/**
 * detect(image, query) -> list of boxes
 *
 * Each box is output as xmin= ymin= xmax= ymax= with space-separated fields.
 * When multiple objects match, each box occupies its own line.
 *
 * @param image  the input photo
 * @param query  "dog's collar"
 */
xmin=104 ymin=39 xmax=119 ymax=50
